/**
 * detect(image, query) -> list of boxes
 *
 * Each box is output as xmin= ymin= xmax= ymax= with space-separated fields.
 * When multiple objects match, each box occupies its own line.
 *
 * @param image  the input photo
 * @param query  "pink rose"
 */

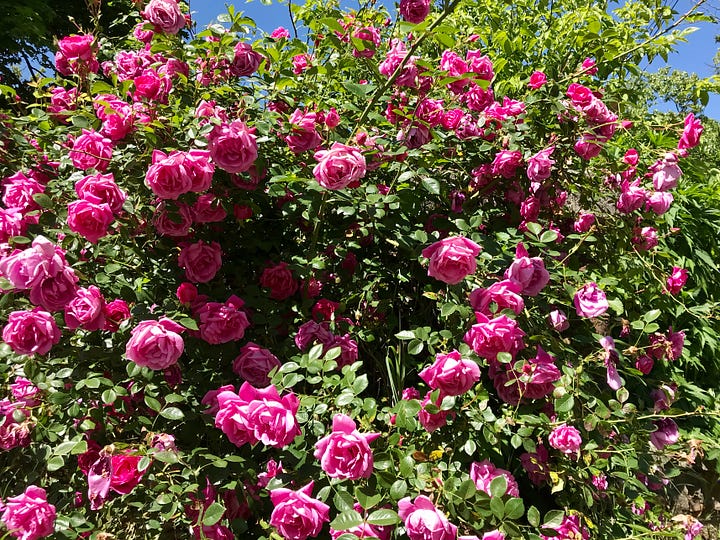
xmin=197 ymin=296 xmax=250 ymax=344
xmin=491 ymin=150 xmax=523 ymax=179
xmin=398 ymin=495 xmax=457 ymax=540
xmin=666 ymin=266 xmax=687 ymax=295
xmin=540 ymin=515 xmax=589 ymax=540
xmin=399 ymin=0 xmax=431 ymax=23
xmin=64 ymin=286 xmax=106 ymax=331
xmin=2 ymin=173 xmax=44 ymax=214
xmin=635 ymin=354 xmax=654 ymax=375
xmin=650 ymin=418 xmax=679 ymax=450
xmin=232 ymin=342 xmax=281 ymax=387
xmin=573 ymin=133 xmax=603 ymax=160
xmin=352 ymin=27 xmax=381 ymax=58
xmin=208 ymin=121 xmax=258 ymax=174
xmin=153 ymin=201 xmax=193 ymax=237
xmin=55 ymin=34 xmax=98 ymax=76
xmin=270 ymin=27 xmax=290 ymax=39
xmin=230 ymin=43 xmax=263 ymax=77
xmin=528 ymin=71 xmax=547 ymax=89
xmin=132 ymin=69 xmax=171 ymax=104
xmin=176 ymin=282 xmax=197 ymax=305
xmin=142 ymin=0 xmax=186 ymax=34
xmin=464 ymin=312 xmax=525 ymax=361
xmin=573 ymin=212 xmax=595 ymax=233
xmin=470 ymin=459 xmax=520 ymax=497
xmin=504 ymin=243 xmax=550 ymax=297
xmin=581 ymin=57 xmax=598 ymax=75
xmin=75 ymin=173 xmax=127 ymax=214
xmin=125 ymin=318 xmax=185 ymax=370
xmin=548 ymin=423 xmax=582 ymax=455
xmin=295 ymin=320 xmax=334 ymax=351
xmin=616 ymin=179 xmax=647 ymax=214
xmin=103 ymin=299 xmax=131 ymax=332
xmin=29 ymin=267 xmax=79 ymax=313
xmin=285 ymin=110 xmax=322 ymax=153
xmin=0 ymin=485 xmax=56 ymax=540
xmin=109 ymin=453 xmax=145 ymax=494
xmin=678 ymin=113 xmax=703 ymax=151
xmin=260 ymin=262 xmax=298 ymax=300
xmin=69 ymin=130 xmax=112 ymax=172
xmin=10 ymin=377 xmax=40 ymax=407
xmin=482 ymin=531 xmax=506 ymax=540
xmin=547 ymin=309 xmax=569 ymax=332
xmin=269 ymin=482 xmax=330 ymax=540
xmin=0 ymin=236 xmax=67 ymax=291
xmin=145 ymin=150 xmax=192 ymax=200
xmin=2 ymin=310 xmax=61 ymax=356
xmin=192 ymin=194 xmax=227 ymax=223
xmin=312 ymin=143 xmax=366 ymax=190
xmin=178 ymin=241 xmax=222 ymax=283
xmin=418 ymin=391 xmax=454 ymax=433
xmin=526 ymin=147 xmax=555 ymax=182
xmin=422 ymin=236 xmax=481 ymax=285
xmin=566 ymin=83 xmax=594 ymax=107
xmin=573 ymin=282 xmax=608 ymax=318
xmin=646 ymin=191 xmax=673 ymax=215
xmin=328 ymin=334 xmax=359 ymax=368
xmin=419 ymin=350 xmax=480 ymax=396
xmin=651 ymin=153 xmax=682 ymax=191
xmin=67 ymin=200 xmax=114 ymax=244
xmin=314 ymin=414 xmax=380 ymax=480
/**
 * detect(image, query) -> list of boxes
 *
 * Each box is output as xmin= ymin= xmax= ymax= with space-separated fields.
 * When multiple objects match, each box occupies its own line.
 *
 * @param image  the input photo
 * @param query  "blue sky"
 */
xmin=187 ymin=0 xmax=719 ymax=118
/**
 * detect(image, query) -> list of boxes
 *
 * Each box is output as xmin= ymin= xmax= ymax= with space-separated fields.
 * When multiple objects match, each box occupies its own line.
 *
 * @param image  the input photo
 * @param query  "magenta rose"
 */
xmin=269 ymin=482 xmax=330 ymax=540
xmin=69 ymin=130 xmax=113 ymax=172
xmin=504 ymin=243 xmax=550 ymax=296
xmin=2 ymin=310 xmax=61 ymax=356
xmin=29 ymin=267 xmax=79 ymax=312
xmin=491 ymin=150 xmax=523 ymax=179
xmin=646 ymin=191 xmax=673 ymax=215
xmin=526 ymin=146 xmax=555 ymax=182
xmin=678 ymin=113 xmax=703 ymax=151
xmin=178 ymin=241 xmax=222 ymax=283
xmin=64 ymin=286 xmax=106 ymax=331
xmin=398 ymin=495 xmax=457 ymax=540
xmin=294 ymin=320 xmax=334 ymax=351
xmin=528 ymin=71 xmax=547 ymax=89
xmin=55 ymin=34 xmax=99 ymax=76
xmin=232 ymin=342 xmax=281 ymax=387
xmin=312 ymin=142 xmax=367 ymax=190
xmin=548 ymin=423 xmax=582 ymax=455
xmin=650 ymin=418 xmax=679 ymax=450
xmin=0 ymin=235 xmax=67 ymax=291
xmin=109 ymin=453 xmax=145 ymax=494
xmin=540 ymin=515 xmax=589 ymax=540
xmin=464 ymin=312 xmax=526 ymax=362
xmin=145 ymin=150 xmax=194 ymax=200
xmin=419 ymin=350 xmax=480 ymax=396
xmin=75 ymin=173 xmax=127 ymax=214
xmin=192 ymin=194 xmax=227 ymax=223
xmin=666 ymin=266 xmax=688 ymax=295
xmin=209 ymin=121 xmax=258 ymax=174
xmin=2 ymin=173 xmax=44 ymax=213
xmin=573 ymin=212 xmax=595 ymax=233
xmin=142 ymin=0 xmax=186 ymax=34
xmin=314 ymin=413 xmax=380 ymax=480
xmin=196 ymin=296 xmax=250 ymax=344
xmin=651 ymin=153 xmax=682 ymax=191
xmin=573 ymin=282 xmax=608 ymax=318
xmin=469 ymin=279 xmax=524 ymax=316
xmin=547 ymin=309 xmax=569 ymax=332
xmin=230 ymin=42 xmax=264 ymax=77
xmin=0 ymin=485 xmax=56 ymax=540
xmin=153 ymin=201 xmax=193 ymax=237
xmin=125 ymin=318 xmax=185 ymax=370
xmin=399 ymin=0 xmax=431 ymax=24
xmin=285 ymin=110 xmax=323 ymax=154
xmin=470 ymin=459 xmax=520 ymax=497
xmin=67 ymin=200 xmax=114 ymax=244
xmin=422 ymin=236 xmax=482 ymax=285
xmin=418 ymin=390 xmax=454 ymax=433
xmin=260 ymin=262 xmax=298 ymax=300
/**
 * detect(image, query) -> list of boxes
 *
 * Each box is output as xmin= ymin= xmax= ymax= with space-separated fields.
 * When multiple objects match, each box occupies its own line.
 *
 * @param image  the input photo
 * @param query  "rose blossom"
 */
xmin=312 ymin=143 xmax=366 ymax=190
xmin=470 ymin=459 xmax=520 ymax=497
xmin=125 ymin=318 xmax=185 ymax=370
xmin=230 ymin=42 xmax=263 ymax=77
xmin=153 ymin=201 xmax=193 ymax=237
xmin=196 ymin=296 xmax=250 ymax=344
xmin=547 ymin=309 xmax=569 ymax=332
xmin=666 ymin=266 xmax=688 ymax=295
xmin=208 ymin=121 xmax=258 ymax=174
xmin=548 ymin=423 xmax=582 ymax=456
xmin=540 ymin=515 xmax=589 ymax=540
xmin=314 ymin=413 xmax=380 ymax=480
xmin=419 ymin=350 xmax=481 ymax=396
xmin=399 ymin=0 xmax=431 ymax=24
xmin=526 ymin=147 xmax=555 ymax=182
xmin=678 ymin=113 xmax=703 ymax=151
xmin=109 ymin=453 xmax=145 ymax=494
xmin=491 ymin=150 xmax=523 ymax=179
xmin=398 ymin=495 xmax=457 ymax=540
xmin=260 ymin=262 xmax=298 ymax=300
xmin=192 ymin=194 xmax=227 ymax=223
xmin=573 ymin=282 xmax=608 ymax=318
xmin=103 ymin=299 xmax=131 ymax=332
xmin=504 ymin=243 xmax=550 ymax=296
xmin=269 ymin=482 xmax=330 ymax=540
xmin=270 ymin=27 xmax=290 ymax=39
xmin=232 ymin=342 xmax=281 ymax=387
xmin=69 ymin=130 xmax=112 ymax=172
xmin=469 ymin=279 xmax=524 ymax=316
xmin=464 ymin=312 xmax=525 ymax=361
xmin=646 ymin=191 xmax=673 ymax=215
xmin=528 ymin=71 xmax=547 ymax=89
xmin=67 ymin=200 xmax=114 ymax=244
xmin=650 ymin=418 xmax=679 ymax=450
xmin=2 ymin=310 xmax=61 ymax=356
xmin=651 ymin=153 xmax=682 ymax=191
xmin=0 ymin=235 xmax=67 ymax=291
xmin=573 ymin=212 xmax=595 ymax=233
xmin=285 ymin=109 xmax=322 ymax=153
xmin=74 ymin=173 xmax=126 ymax=214
xmin=0 ymin=485 xmax=56 ymax=540
xmin=422 ymin=236 xmax=481 ymax=285
xmin=64 ymin=286 xmax=106 ymax=331
xmin=55 ymin=34 xmax=98 ymax=76
xmin=2 ymin=173 xmax=44 ymax=214
xmin=142 ymin=0 xmax=186 ymax=34
xmin=178 ymin=241 xmax=222 ymax=283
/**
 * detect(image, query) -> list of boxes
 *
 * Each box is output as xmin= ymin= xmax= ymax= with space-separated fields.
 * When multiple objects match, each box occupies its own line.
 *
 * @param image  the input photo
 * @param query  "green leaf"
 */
xmin=525 ymin=222 xmax=542 ymax=236
xmin=528 ymin=505 xmax=541 ymax=527
xmin=407 ymin=339 xmax=424 ymax=355
xmin=456 ymin=479 xmax=477 ymax=499
xmin=543 ymin=510 xmax=565 ymax=528
xmin=367 ymin=509 xmax=401 ymax=526
xmin=330 ymin=510 xmax=364 ymax=531
xmin=643 ymin=309 xmax=661 ymax=323
xmin=390 ymin=480 xmax=407 ymax=499
xmin=333 ymin=490 xmax=355 ymax=512
xmin=421 ymin=177 xmax=440 ymax=195
xmin=54 ymin=441 xmax=78 ymax=456
xmin=555 ymin=394 xmax=575 ymax=413
xmin=159 ymin=407 xmax=184 ymax=421
xmin=144 ymin=396 xmax=162 ymax=412
xmin=395 ymin=330 xmax=415 ymax=340
xmin=202 ymin=502 xmax=225 ymax=526
xmin=32 ymin=193 xmax=53 ymax=208
xmin=505 ymin=497 xmax=525 ymax=519
xmin=490 ymin=495 xmax=505 ymax=519
xmin=308 ymin=343 xmax=324 ymax=361
xmin=540 ymin=230 xmax=559 ymax=243
xmin=489 ymin=475 xmax=508 ymax=498
xmin=355 ymin=486 xmax=382 ymax=510
xmin=46 ymin=456 xmax=65 ymax=472
xmin=177 ymin=317 xmax=199 ymax=331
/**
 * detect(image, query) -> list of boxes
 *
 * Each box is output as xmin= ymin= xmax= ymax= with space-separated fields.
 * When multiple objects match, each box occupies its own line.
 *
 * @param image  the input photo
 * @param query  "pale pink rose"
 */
xmin=464 ymin=312 xmax=526 ymax=361
xmin=0 ymin=236 xmax=67 ymax=291
xmin=399 ymin=0 xmax=431 ymax=23
xmin=2 ymin=310 xmax=61 ymax=356
xmin=67 ymin=200 xmax=114 ymax=244
xmin=230 ymin=42 xmax=263 ymax=77
xmin=208 ymin=121 xmax=258 ymax=174
xmin=69 ymin=130 xmax=112 ymax=172
xmin=650 ymin=418 xmax=679 ymax=450
xmin=646 ymin=191 xmax=673 ymax=215
xmin=0 ymin=485 xmax=56 ymax=540
xmin=504 ymin=243 xmax=550 ymax=296
xmin=197 ymin=296 xmax=250 ymax=344
xmin=573 ymin=282 xmax=608 ymax=318
xmin=547 ymin=309 xmax=569 ymax=332
xmin=153 ymin=201 xmax=193 ymax=237
xmin=125 ymin=318 xmax=185 ymax=370
xmin=75 ymin=173 xmax=126 ymax=214
xmin=398 ymin=495 xmax=457 ymax=540
xmin=548 ymin=423 xmax=582 ymax=455
xmin=232 ymin=342 xmax=281 ymax=387
xmin=64 ymin=286 xmax=106 ymax=331
xmin=666 ymin=266 xmax=687 ymax=295
xmin=419 ymin=350 xmax=480 ymax=396
xmin=678 ymin=113 xmax=703 ymax=151
xmin=270 ymin=482 xmax=329 ymax=540
xmin=312 ymin=143 xmax=366 ymax=190
xmin=470 ymin=459 xmax=520 ymax=497
xmin=528 ymin=71 xmax=546 ymax=89
xmin=422 ymin=236 xmax=481 ymax=285
xmin=314 ymin=414 xmax=380 ymax=480
xmin=526 ymin=147 xmax=555 ymax=182
xmin=651 ymin=153 xmax=682 ymax=191
xmin=142 ymin=0 xmax=186 ymax=34
xmin=178 ymin=241 xmax=222 ymax=283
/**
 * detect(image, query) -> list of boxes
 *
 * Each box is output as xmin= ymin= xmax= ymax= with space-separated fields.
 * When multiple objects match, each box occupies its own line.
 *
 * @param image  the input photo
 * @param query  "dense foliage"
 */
xmin=0 ymin=0 xmax=719 ymax=539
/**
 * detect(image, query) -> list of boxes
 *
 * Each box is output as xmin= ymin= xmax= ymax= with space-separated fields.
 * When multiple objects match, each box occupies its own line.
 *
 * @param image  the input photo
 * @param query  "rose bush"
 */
xmin=0 ymin=0 xmax=719 ymax=538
